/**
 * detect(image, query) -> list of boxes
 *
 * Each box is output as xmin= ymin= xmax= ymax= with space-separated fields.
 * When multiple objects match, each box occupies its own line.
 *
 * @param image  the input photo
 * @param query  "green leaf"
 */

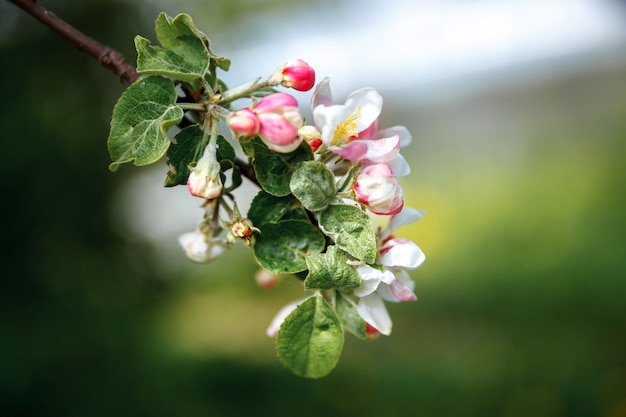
xmin=165 ymin=126 xmax=235 ymax=186
xmin=277 ymin=295 xmax=344 ymax=378
xmin=108 ymin=76 xmax=183 ymax=171
xmin=135 ymin=13 xmax=210 ymax=81
xmin=243 ymin=137 xmax=313 ymax=196
xmin=304 ymin=246 xmax=361 ymax=291
xmin=318 ymin=204 xmax=377 ymax=264
xmin=335 ymin=292 xmax=368 ymax=340
xmin=253 ymin=220 xmax=325 ymax=274
xmin=290 ymin=161 xmax=337 ymax=212
xmin=248 ymin=191 xmax=297 ymax=227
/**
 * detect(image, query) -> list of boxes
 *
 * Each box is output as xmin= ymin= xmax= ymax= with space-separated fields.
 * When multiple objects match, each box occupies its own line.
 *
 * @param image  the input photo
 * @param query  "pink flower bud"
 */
xmin=228 ymin=108 xmax=260 ymax=137
xmin=254 ymin=92 xmax=299 ymax=113
xmin=354 ymin=163 xmax=404 ymax=215
xmin=299 ymin=126 xmax=323 ymax=152
xmin=365 ymin=322 xmax=381 ymax=340
xmin=187 ymin=143 xmax=223 ymax=200
xmin=255 ymin=269 xmax=281 ymax=290
xmin=254 ymin=93 xmax=303 ymax=153
xmin=280 ymin=59 xmax=315 ymax=91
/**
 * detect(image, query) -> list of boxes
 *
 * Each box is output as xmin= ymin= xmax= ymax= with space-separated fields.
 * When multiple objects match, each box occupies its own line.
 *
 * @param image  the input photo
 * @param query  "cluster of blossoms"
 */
xmin=107 ymin=13 xmax=427 ymax=377
xmin=178 ymin=58 xmax=425 ymax=338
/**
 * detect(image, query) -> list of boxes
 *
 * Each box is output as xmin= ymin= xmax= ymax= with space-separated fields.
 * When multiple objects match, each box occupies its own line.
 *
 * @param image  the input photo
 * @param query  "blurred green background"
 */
xmin=1 ymin=1 xmax=625 ymax=416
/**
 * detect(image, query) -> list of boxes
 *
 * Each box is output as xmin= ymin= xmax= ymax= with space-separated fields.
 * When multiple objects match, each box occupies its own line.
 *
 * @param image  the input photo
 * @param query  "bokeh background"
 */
xmin=1 ymin=0 xmax=625 ymax=416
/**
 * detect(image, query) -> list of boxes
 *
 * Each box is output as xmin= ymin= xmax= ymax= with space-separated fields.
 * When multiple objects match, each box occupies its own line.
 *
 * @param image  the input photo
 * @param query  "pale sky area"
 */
xmin=217 ymin=0 xmax=626 ymax=96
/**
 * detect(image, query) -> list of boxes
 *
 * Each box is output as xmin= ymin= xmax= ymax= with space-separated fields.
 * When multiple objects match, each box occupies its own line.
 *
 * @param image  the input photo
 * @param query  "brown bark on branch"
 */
xmin=7 ymin=0 xmax=139 ymax=83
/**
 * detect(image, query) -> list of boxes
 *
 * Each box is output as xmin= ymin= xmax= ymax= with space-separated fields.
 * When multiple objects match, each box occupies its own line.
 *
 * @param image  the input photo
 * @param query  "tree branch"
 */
xmin=8 ymin=0 xmax=260 ymax=186
xmin=7 ymin=0 xmax=139 ymax=84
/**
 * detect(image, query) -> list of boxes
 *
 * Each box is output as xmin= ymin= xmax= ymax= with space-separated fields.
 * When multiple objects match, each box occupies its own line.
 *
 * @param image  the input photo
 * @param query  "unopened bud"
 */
xmin=365 ymin=322 xmax=381 ymax=340
xmin=254 ymin=269 xmax=281 ymax=289
xmin=298 ymin=125 xmax=322 ymax=152
xmin=228 ymin=108 xmax=260 ymax=137
xmin=187 ymin=142 xmax=223 ymax=200
xmin=280 ymin=59 xmax=315 ymax=92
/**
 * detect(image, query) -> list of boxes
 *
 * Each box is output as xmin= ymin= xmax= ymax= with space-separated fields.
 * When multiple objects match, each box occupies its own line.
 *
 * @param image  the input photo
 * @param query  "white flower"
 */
xmin=356 ymin=293 xmax=393 ymax=336
xmin=354 ymin=163 xmax=404 ymax=215
xmin=352 ymin=207 xmax=426 ymax=334
xmin=187 ymin=142 xmax=223 ymax=200
xmin=178 ymin=226 xmax=224 ymax=263
xmin=311 ymin=77 xmax=410 ymax=173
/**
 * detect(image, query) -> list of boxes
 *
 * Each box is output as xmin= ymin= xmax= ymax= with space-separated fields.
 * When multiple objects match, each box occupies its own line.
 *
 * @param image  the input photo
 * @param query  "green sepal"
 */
xmin=336 ymin=164 xmax=360 ymax=193
xmin=242 ymin=137 xmax=313 ymax=196
xmin=318 ymin=204 xmax=377 ymax=264
xmin=108 ymin=76 xmax=183 ymax=171
xmin=135 ymin=13 xmax=210 ymax=81
xmin=253 ymin=220 xmax=325 ymax=274
xmin=276 ymin=294 xmax=344 ymax=378
xmin=165 ymin=125 xmax=235 ymax=186
xmin=290 ymin=161 xmax=337 ymax=212
xmin=304 ymin=246 xmax=361 ymax=291
xmin=335 ymin=292 xmax=368 ymax=340
xmin=219 ymin=159 xmax=242 ymax=193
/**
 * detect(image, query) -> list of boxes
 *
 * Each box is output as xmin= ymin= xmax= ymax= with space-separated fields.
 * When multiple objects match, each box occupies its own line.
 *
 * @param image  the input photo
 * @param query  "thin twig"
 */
xmin=7 ymin=0 xmax=139 ymax=83
xmin=7 ymin=0 xmax=260 ymax=186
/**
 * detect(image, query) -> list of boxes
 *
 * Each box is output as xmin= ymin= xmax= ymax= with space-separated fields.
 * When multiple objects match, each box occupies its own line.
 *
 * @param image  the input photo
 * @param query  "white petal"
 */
xmin=380 ymin=239 xmax=425 ymax=269
xmin=266 ymin=298 xmax=304 ymax=337
xmin=374 ymin=125 xmax=412 ymax=147
xmin=354 ymin=264 xmax=384 ymax=297
xmin=379 ymin=270 xmax=417 ymax=302
xmin=313 ymin=104 xmax=353 ymax=144
xmin=387 ymin=154 xmax=411 ymax=177
xmin=356 ymin=293 xmax=392 ymax=336
xmin=361 ymin=135 xmax=400 ymax=163
xmin=343 ymin=88 xmax=383 ymax=132
xmin=311 ymin=76 xmax=333 ymax=109
xmin=385 ymin=208 xmax=425 ymax=237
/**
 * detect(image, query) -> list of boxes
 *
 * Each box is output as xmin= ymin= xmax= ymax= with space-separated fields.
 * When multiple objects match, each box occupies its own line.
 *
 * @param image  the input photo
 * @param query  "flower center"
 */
xmin=331 ymin=107 xmax=361 ymax=146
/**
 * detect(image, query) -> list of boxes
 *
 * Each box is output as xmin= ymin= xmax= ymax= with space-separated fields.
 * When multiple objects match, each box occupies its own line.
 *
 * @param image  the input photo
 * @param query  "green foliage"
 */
xmin=248 ymin=191 xmax=297 ymax=226
xmin=304 ymin=245 xmax=361 ymax=291
xmin=335 ymin=291 xmax=369 ymax=340
xmin=252 ymin=220 xmax=325 ymax=274
xmin=108 ymin=76 xmax=183 ymax=171
xmin=319 ymin=204 xmax=377 ymax=264
xmin=276 ymin=295 xmax=344 ymax=378
xmin=290 ymin=161 xmax=337 ymax=212
xmin=242 ymin=137 xmax=313 ymax=196
xmin=165 ymin=125 xmax=236 ymax=186
xmin=135 ymin=13 xmax=211 ymax=81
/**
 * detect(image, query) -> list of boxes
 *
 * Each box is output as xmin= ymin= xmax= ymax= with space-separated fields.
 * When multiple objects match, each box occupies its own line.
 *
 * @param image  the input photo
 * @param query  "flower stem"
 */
xmin=219 ymin=79 xmax=271 ymax=106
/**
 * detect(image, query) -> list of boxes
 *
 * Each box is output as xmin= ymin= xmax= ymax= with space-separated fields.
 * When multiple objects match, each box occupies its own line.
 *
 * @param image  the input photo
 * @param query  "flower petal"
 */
xmin=374 ymin=125 xmax=412 ymax=148
xmin=362 ymin=135 xmax=400 ymax=163
xmin=387 ymin=154 xmax=411 ymax=177
xmin=354 ymin=265 xmax=383 ymax=297
xmin=378 ymin=270 xmax=417 ymax=302
xmin=311 ymin=76 xmax=333 ymax=109
xmin=356 ymin=293 xmax=392 ymax=336
xmin=385 ymin=208 xmax=425 ymax=238
xmin=379 ymin=238 xmax=425 ymax=269
xmin=343 ymin=87 xmax=383 ymax=132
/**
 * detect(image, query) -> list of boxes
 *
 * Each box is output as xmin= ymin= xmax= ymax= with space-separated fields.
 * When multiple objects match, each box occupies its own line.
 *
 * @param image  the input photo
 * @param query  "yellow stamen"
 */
xmin=331 ymin=107 xmax=361 ymax=146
